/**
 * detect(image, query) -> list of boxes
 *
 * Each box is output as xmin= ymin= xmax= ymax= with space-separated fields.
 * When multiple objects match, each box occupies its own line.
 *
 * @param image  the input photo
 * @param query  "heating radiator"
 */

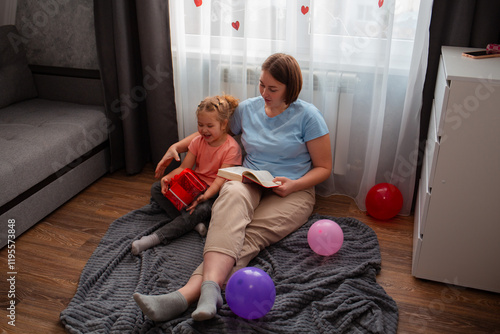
xmin=220 ymin=66 xmax=357 ymax=176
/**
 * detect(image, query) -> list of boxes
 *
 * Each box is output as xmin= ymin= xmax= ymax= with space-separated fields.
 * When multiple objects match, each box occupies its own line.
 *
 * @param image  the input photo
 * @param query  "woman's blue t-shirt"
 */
xmin=230 ymin=96 xmax=329 ymax=180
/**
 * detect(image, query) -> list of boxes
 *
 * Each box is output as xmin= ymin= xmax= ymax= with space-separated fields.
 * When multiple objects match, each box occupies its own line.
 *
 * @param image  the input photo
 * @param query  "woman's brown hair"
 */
xmin=261 ymin=53 xmax=303 ymax=105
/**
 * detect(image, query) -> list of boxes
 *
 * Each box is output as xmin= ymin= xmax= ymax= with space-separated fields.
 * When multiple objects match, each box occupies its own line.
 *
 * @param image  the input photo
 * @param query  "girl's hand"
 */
xmin=271 ymin=177 xmax=296 ymax=197
xmin=186 ymin=194 xmax=207 ymax=213
xmin=155 ymin=146 xmax=181 ymax=179
xmin=160 ymin=176 xmax=172 ymax=196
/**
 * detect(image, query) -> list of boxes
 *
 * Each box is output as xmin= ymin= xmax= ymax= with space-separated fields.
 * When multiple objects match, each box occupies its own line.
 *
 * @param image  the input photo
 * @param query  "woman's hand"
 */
xmin=155 ymin=132 xmax=202 ymax=179
xmin=276 ymin=134 xmax=332 ymax=195
xmin=272 ymin=177 xmax=297 ymax=197
xmin=155 ymin=146 xmax=181 ymax=179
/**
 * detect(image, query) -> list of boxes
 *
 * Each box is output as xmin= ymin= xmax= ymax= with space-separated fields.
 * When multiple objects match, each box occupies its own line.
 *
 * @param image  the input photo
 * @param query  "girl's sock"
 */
xmin=133 ymin=291 xmax=188 ymax=322
xmin=131 ymin=233 xmax=160 ymax=255
xmin=191 ymin=280 xmax=222 ymax=321
xmin=193 ymin=223 xmax=207 ymax=237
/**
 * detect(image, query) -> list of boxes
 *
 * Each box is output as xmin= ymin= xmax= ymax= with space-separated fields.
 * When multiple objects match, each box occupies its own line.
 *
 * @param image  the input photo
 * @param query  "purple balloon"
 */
xmin=307 ymin=219 xmax=344 ymax=256
xmin=225 ymin=267 xmax=276 ymax=319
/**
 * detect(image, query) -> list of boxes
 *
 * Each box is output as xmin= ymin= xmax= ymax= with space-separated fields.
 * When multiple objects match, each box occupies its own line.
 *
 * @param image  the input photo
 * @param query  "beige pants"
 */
xmin=192 ymin=181 xmax=316 ymax=280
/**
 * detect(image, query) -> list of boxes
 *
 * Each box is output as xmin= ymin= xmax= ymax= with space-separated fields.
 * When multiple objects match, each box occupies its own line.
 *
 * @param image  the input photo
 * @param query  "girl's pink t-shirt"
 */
xmin=188 ymin=135 xmax=242 ymax=186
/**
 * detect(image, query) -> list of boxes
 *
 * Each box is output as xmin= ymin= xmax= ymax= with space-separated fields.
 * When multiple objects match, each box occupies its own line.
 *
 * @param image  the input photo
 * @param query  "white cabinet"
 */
xmin=412 ymin=46 xmax=500 ymax=293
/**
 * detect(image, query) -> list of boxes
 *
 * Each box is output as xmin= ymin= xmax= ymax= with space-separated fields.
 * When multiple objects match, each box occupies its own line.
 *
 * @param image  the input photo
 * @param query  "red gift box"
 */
xmin=165 ymin=168 xmax=208 ymax=211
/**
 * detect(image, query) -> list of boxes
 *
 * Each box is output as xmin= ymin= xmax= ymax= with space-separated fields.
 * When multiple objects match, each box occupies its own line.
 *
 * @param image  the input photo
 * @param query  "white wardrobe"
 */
xmin=412 ymin=46 xmax=500 ymax=293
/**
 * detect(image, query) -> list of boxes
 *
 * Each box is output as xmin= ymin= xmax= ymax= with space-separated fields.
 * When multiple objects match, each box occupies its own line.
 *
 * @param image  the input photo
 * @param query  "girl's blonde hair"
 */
xmin=196 ymin=94 xmax=239 ymax=133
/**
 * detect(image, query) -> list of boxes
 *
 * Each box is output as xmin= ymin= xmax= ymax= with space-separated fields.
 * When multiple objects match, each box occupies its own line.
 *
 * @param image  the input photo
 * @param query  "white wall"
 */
xmin=0 ymin=0 xmax=17 ymax=25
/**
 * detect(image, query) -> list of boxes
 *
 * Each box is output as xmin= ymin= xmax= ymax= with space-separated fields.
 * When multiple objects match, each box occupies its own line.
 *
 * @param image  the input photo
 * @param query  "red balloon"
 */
xmin=365 ymin=183 xmax=403 ymax=220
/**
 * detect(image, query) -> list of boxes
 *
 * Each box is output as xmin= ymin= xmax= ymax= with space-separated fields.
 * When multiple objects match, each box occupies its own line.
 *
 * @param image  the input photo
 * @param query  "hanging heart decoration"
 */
xmin=378 ymin=0 xmax=384 ymax=7
xmin=232 ymin=21 xmax=240 ymax=31
xmin=194 ymin=0 xmax=202 ymax=7
xmin=301 ymin=6 xmax=309 ymax=15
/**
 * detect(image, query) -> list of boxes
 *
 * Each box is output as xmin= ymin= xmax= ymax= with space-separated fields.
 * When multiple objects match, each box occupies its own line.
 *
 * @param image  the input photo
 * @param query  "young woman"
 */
xmin=134 ymin=53 xmax=332 ymax=322
xmin=131 ymin=95 xmax=242 ymax=254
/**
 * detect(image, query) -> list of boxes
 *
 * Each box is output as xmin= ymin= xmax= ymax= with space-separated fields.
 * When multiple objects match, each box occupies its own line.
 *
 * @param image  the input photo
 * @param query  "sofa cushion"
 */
xmin=0 ymin=25 xmax=37 ymax=108
xmin=0 ymin=99 xmax=107 ymax=207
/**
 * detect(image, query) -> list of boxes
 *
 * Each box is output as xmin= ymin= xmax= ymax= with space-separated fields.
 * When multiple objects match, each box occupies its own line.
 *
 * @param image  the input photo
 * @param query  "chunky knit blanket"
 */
xmin=60 ymin=203 xmax=398 ymax=333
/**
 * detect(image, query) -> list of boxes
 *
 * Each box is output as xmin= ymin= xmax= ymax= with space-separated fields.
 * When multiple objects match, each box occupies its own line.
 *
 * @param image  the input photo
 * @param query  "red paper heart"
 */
xmin=378 ymin=0 xmax=384 ymax=7
xmin=301 ymin=6 xmax=309 ymax=15
xmin=232 ymin=21 xmax=240 ymax=31
xmin=194 ymin=0 xmax=202 ymax=7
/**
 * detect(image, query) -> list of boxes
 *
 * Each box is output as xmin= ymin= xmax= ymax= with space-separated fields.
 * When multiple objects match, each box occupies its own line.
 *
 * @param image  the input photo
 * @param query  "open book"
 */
xmin=217 ymin=166 xmax=281 ymax=188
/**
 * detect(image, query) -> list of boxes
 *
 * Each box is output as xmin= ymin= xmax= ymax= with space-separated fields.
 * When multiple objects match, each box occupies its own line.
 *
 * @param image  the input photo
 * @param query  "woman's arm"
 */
xmin=273 ymin=133 xmax=332 ymax=197
xmin=155 ymin=132 xmax=201 ymax=178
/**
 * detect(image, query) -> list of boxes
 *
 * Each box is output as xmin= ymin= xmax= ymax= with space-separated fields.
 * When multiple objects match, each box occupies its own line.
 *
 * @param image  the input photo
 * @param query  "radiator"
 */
xmin=331 ymin=72 xmax=357 ymax=176
xmin=220 ymin=66 xmax=357 ymax=176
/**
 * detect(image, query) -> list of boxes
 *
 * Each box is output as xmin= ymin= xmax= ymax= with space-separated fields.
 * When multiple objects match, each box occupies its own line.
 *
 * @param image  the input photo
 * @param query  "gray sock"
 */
xmin=133 ymin=291 xmax=188 ymax=322
xmin=131 ymin=233 xmax=160 ymax=255
xmin=193 ymin=223 xmax=207 ymax=237
xmin=191 ymin=280 xmax=223 ymax=321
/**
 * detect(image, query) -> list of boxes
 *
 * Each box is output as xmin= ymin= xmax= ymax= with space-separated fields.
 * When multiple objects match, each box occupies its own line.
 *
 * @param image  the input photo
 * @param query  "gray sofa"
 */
xmin=0 ymin=25 xmax=110 ymax=248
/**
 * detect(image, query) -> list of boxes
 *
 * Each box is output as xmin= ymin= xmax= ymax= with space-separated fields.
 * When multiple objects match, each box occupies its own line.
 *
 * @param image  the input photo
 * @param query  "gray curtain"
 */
xmin=93 ymin=0 xmax=179 ymax=174
xmin=415 ymin=0 xmax=500 ymax=209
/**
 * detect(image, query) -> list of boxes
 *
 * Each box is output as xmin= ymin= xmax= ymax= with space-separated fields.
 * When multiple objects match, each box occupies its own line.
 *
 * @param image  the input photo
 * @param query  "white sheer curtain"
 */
xmin=168 ymin=0 xmax=433 ymax=215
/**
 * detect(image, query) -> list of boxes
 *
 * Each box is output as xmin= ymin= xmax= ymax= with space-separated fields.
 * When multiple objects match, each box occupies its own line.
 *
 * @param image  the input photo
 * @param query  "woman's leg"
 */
xmin=229 ymin=186 xmax=315 ymax=277
xmin=191 ymin=252 xmax=234 ymax=321
xmin=191 ymin=187 xmax=314 ymax=321
xmin=191 ymin=181 xmax=262 ymax=320
xmin=134 ymin=274 xmax=203 ymax=322
xmin=202 ymin=181 xmax=263 ymax=260
xmin=191 ymin=186 xmax=314 ymax=281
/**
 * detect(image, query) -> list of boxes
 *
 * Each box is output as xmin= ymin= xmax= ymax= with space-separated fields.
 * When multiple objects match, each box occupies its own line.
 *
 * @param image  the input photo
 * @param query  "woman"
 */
xmin=134 ymin=53 xmax=332 ymax=322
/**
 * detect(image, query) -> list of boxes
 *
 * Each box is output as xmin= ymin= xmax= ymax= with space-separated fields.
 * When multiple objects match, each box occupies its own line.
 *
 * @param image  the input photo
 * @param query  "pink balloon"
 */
xmin=307 ymin=219 xmax=344 ymax=256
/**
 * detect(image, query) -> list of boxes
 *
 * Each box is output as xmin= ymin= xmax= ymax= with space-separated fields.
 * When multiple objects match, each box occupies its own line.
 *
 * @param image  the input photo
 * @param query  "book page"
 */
xmin=217 ymin=167 xmax=280 ymax=187
xmin=221 ymin=166 xmax=253 ymax=175
xmin=217 ymin=166 xmax=251 ymax=182
xmin=243 ymin=170 xmax=280 ymax=187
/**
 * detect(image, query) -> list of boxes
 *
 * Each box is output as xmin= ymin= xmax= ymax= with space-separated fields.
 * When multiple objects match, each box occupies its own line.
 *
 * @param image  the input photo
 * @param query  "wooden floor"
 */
xmin=1 ymin=164 xmax=499 ymax=334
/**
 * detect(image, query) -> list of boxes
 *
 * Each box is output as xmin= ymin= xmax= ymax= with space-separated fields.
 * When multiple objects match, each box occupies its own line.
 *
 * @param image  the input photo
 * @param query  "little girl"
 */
xmin=132 ymin=95 xmax=242 ymax=254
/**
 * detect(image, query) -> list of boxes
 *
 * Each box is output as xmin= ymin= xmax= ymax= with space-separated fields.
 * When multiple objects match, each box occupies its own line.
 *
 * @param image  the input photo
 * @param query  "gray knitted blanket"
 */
xmin=60 ymin=203 xmax=398 ymax=333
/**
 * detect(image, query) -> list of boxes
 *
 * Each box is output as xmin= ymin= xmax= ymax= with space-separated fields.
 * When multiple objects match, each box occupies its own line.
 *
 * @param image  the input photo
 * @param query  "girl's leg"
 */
xmin=131 ymin=233 xmax=161 ymax=255
xmin=150 ymin=181 xmax=180 ymax=219
xmin=134 ymin=274 xmax=203 ymax=322
xmin=132 ymin=186 xmax=214 ymax=255
xmin=155 ymin=200 xmax=213 ymax=243
xmin=132 ymin=181 xmax=179 ymax=254
xmin=131 ymin=181 xmax=174 ymax=254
